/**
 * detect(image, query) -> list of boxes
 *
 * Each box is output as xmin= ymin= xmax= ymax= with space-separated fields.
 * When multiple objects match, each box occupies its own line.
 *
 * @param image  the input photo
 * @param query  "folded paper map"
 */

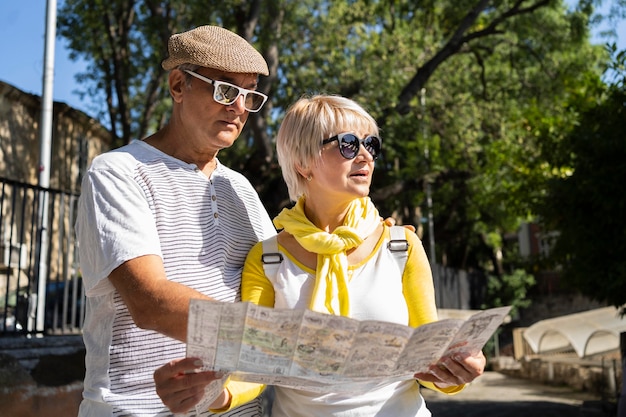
xmin=185 ymin=300 xmax=511 ymax=412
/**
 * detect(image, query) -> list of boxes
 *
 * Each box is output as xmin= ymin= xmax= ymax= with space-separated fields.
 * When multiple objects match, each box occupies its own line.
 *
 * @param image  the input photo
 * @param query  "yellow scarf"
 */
xmin=273 ymin=196 xmax=380 ymax=317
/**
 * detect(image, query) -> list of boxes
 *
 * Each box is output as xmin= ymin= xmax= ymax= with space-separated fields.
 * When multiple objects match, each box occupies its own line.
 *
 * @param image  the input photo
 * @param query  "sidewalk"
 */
xmin=421 ymin=371 xmax=614 ymax=417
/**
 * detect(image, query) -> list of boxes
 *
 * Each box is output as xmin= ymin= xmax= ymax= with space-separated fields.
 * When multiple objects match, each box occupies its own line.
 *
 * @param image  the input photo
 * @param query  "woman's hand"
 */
xmin=413 ymin=350 xmax=486 ymax=389
xmin=153 ymin=357 xmax=229 ymax=413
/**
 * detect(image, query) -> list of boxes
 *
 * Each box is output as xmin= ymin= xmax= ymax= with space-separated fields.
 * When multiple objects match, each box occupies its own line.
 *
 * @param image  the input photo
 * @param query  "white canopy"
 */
xmin=523 ymin=306 xmax=626 ymax=358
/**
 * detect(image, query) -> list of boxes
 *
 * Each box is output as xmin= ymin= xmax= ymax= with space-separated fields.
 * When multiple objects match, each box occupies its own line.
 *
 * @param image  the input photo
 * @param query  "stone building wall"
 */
xmin=0 ymin=80 xmax=112 ymax=190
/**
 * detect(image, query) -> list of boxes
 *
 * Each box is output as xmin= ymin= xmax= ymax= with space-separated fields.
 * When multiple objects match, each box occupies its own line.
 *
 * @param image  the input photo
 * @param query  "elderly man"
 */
xmin=75 ymin=25 xmax=276 ymax=417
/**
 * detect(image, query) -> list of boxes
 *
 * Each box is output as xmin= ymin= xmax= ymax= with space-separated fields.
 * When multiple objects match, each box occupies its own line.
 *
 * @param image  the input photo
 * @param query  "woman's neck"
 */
xmin=303 ymin=198 xmax=351 ymax=232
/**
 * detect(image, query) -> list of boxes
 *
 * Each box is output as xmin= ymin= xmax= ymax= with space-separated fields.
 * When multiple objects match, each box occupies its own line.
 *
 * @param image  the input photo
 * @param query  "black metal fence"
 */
xmin=0 ymin=177 xmax=83 ymax=336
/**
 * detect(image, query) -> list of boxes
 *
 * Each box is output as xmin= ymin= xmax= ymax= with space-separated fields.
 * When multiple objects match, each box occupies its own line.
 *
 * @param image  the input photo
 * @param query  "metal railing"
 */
xmin=0 ymin=177 xmax=84 ymax=336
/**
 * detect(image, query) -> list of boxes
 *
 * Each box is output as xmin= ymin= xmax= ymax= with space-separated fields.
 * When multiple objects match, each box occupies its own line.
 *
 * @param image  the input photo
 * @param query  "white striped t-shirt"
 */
xmin=75 ymin=140 xmax=276 ymax=417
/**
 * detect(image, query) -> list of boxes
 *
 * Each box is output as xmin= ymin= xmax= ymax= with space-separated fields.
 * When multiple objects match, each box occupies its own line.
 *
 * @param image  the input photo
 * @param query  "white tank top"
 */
xmin=264 ymin=233 xmax=431 ymax=417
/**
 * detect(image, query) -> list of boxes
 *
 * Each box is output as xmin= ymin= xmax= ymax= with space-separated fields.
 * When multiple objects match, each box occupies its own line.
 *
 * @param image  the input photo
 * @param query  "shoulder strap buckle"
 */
xmin=388 ymin=225 xmax=409 ymax=251
xmin=388 ymin=225 xmax=409 ymax=273
xmin=388 ymin=239 xmax=409 ymax=252
xmin=261 ymin=252 xmax=283 ymax=264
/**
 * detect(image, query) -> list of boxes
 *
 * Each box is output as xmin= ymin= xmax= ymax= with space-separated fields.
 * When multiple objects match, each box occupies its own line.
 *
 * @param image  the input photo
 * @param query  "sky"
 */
xmin=0 ymin=1 xmax=91 ymax=114
xmin=0 ymin=1 xmax=624 ymax=121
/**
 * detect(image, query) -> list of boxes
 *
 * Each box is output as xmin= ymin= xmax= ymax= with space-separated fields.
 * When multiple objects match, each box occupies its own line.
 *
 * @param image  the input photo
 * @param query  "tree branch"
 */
xmin=395 ymin=0 xmax=553 ymax=115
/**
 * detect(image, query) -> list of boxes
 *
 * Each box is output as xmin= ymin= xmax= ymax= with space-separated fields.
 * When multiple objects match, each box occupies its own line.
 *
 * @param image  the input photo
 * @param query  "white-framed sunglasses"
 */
xmin=184 ymin=70 xmax=268 ymax=113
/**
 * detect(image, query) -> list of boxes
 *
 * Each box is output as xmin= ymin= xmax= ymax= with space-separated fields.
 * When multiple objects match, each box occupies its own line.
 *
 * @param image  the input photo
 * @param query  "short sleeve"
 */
xmin=76 ymin=165 xmax=162 ymax=296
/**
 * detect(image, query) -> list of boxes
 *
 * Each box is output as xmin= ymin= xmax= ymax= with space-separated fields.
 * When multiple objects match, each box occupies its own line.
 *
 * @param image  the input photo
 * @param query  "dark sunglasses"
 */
xmin=322 ymin=133 xmax=382 ymax=160
xmin=184 ymin=70 xmax=268 ymax=112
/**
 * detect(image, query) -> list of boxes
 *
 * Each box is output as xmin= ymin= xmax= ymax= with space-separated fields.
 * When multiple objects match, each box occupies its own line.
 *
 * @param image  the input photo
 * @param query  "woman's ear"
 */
xmin=295 ymin=163 xmax=309 ymax=181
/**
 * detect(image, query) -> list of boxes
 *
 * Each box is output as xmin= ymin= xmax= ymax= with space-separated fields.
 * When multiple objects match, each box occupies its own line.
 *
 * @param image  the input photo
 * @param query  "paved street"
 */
xmin=421 ymin=371 xmax=615 ymax=417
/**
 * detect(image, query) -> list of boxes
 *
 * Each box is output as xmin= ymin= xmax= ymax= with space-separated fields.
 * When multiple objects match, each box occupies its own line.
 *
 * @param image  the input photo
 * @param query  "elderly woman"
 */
xmin=154 ymin=95 xmax=485 ymax=416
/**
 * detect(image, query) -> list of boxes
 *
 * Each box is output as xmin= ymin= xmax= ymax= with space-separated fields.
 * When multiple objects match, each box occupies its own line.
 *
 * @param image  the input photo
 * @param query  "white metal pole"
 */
xmin=33 ymin=0 xmax=57 ymax=334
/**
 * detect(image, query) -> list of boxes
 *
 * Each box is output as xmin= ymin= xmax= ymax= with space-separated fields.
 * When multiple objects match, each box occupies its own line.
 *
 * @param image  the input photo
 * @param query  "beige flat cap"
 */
xmin=161 ymin=25 xmax=269 ymax=75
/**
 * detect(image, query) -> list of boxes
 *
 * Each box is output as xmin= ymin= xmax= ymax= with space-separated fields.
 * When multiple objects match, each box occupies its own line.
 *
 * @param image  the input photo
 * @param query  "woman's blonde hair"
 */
xmin=276 ymin=95 xmax=379 ymax=201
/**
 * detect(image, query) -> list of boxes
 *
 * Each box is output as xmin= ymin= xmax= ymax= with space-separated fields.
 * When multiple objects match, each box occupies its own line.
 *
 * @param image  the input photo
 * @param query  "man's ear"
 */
xmin=169 ymin=69 xmax=186 ymax=103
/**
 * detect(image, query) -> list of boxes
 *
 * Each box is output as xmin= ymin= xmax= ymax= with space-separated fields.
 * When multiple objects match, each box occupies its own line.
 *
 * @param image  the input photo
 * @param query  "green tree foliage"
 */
xmin=57 ymin=0 xmax=621 ymax=308
xmin=57 ymin=0 xmax=273 ymax=149
xmin=537 ymin=46 xmax=626 ymax=309
xmin=483 ymin=269 xmax=536 ymax=316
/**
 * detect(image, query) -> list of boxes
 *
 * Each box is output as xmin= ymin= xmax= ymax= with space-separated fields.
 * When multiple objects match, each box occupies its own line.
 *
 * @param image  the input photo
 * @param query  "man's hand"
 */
xmin=383 ymin=217 xmax=416 ymax=233
xmin=154 ymin=357 xmax=229 ymax=413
